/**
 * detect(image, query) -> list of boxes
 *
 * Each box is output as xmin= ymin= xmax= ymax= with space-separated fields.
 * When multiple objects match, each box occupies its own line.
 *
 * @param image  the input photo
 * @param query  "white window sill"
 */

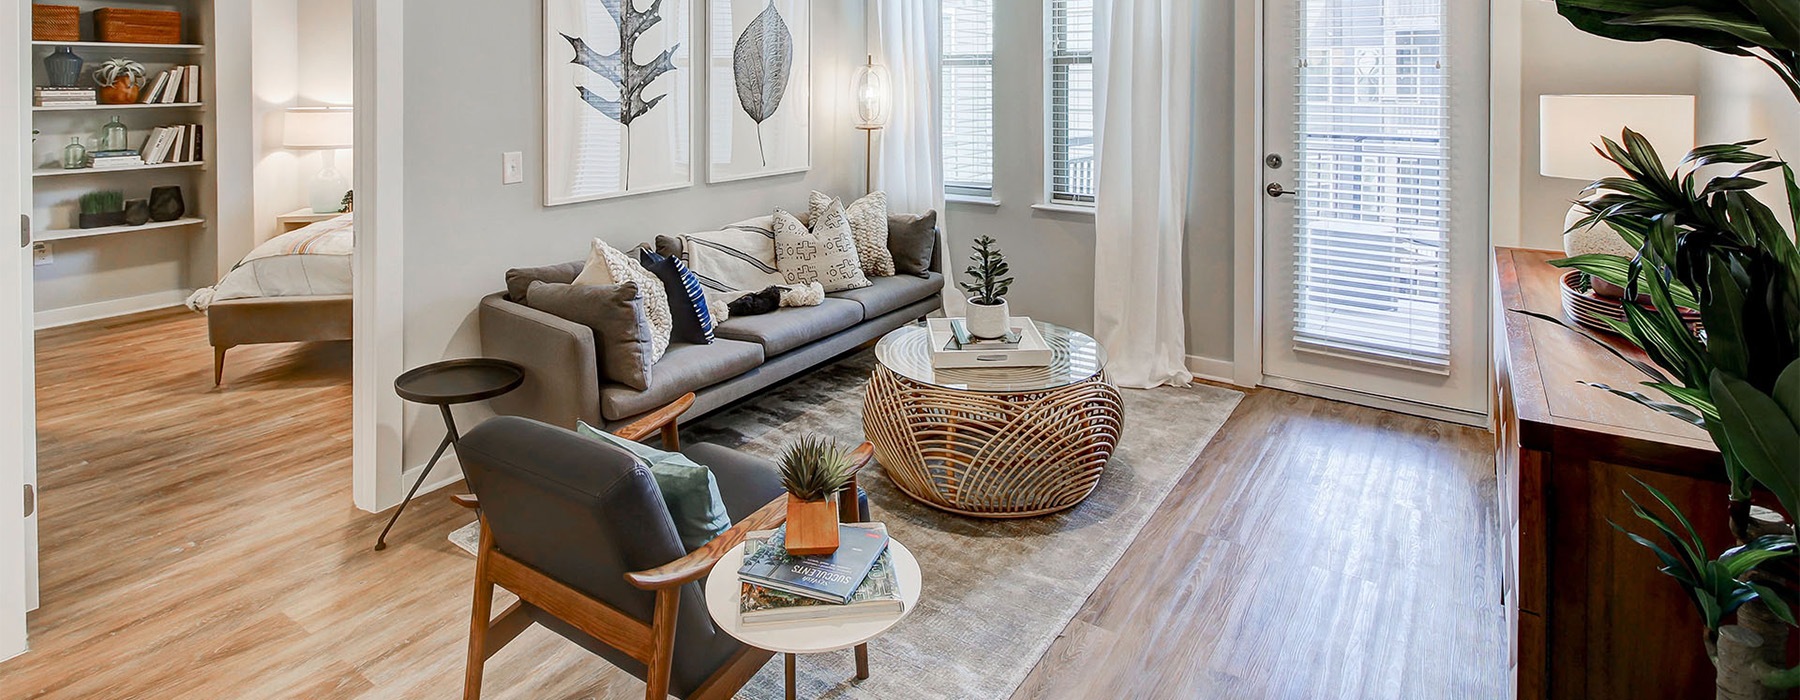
xmin=946 ymin=193 xmax=1001 ymax=207
xmin=1031 ymin=202 xmax=1095 ymax=216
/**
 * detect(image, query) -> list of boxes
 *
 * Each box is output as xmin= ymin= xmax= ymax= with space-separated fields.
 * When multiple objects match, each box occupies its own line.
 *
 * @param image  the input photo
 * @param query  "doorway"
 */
xmin=1258 ymin=0 xmax=1491 ymax=420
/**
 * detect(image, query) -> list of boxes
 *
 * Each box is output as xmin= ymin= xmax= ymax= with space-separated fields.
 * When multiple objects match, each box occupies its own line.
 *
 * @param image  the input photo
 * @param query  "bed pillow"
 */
xmin=774 ymin=202 xmax=871 ymax=292
xmin=810 ymin=191 xmax=895 ymax=277
xmin=575 ymin=421 xmax=731 ymax=552
xmin=636 ymin=247 xmax=715 ymax=345
xmin=523 ymin=280 xmax=654 ymax=391
xmin=888 ymin=210 xmax=939 ymax=278
xmin=574 ymin=238 xmax=672 ymax=361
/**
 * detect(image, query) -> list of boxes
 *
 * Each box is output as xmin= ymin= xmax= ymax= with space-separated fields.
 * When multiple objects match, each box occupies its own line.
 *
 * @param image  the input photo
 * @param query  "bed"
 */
xmin=186 ymin=214 xmax=354 ymax=385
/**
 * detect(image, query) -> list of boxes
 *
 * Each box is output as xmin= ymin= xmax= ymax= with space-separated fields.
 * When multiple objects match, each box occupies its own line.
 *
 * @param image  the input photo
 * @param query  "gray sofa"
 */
xmin=480 ymin=227 xmax=943 ymax=431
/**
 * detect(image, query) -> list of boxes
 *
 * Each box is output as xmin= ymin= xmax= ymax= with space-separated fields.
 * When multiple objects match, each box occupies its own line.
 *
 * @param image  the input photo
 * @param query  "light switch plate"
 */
xmin=32 ymin=242 xmax=52 ymax=266
xmin=502 ymin=152 xmax=524 ymax=185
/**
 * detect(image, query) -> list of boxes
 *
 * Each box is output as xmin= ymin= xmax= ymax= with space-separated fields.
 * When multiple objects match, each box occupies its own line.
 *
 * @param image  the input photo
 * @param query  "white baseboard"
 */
xmin=1259 ymin=376 xmax=1489 ymax=427
xmin=385 ymin=452 xmax=466 ymax=513
xmin=34 ymin=290 xmax=191 ymax=330
xmin=1184 ymin=355 xmax=1245 ymax=387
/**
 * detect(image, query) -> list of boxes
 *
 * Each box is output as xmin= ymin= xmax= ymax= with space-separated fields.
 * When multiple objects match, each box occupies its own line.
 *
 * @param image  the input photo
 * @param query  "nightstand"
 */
xmin=277 ymin=208 xmax=343 ymax=232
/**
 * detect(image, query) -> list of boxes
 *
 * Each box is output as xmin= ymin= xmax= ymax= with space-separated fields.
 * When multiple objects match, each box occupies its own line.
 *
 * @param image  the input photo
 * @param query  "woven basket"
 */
xmin=32 ymin=5 xmax=80 ymax=42
xmin=94 ymin=8 xmax=182 ymax=44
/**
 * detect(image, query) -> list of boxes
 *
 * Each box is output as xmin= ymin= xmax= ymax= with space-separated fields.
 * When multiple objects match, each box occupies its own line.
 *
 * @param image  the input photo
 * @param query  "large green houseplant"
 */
xmin=1535 ymin=2 xmax=1800 ymax=697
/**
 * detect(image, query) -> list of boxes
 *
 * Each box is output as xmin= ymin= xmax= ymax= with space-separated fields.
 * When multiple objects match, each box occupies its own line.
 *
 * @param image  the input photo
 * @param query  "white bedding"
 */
xmin=186 ymin=214 xmax=354 ymax=311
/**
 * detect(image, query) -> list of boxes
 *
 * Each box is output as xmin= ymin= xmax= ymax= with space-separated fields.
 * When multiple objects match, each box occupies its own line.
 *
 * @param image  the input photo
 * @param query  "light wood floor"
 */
xmin=1 ymin=309 xmax=1504 ymax=699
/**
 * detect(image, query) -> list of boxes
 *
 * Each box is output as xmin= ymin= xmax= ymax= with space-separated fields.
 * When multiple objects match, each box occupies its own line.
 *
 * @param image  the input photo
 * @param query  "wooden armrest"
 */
xmin=451 ymin=494 xmax=480 ymax=509
xmin=847 ymin=442 xmax=874 ymax=476
xmin=614 ymin=392 xmax=696 ymax=449
xmin=625 ymin=495 xmax=789 ymax=591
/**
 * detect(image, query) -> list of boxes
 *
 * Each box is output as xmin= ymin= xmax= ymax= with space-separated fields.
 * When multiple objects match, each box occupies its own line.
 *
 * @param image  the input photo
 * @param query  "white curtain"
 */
xmin=1091 ymin=0 xmax=1195 ymax=389
xmin=871 ymin=0 xmax=962 ymax=315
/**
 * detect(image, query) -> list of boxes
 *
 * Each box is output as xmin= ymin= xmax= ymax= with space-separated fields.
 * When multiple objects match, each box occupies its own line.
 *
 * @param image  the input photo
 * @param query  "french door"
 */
xmin=1260 ymin=0 xmax=1490 ymax=417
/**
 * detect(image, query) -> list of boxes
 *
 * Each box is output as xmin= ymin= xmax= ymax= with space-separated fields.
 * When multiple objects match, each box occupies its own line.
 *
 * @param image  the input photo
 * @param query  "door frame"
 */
xmin=4 ymin=0 xmax=33 ymax=662
xmin=351 ymin=0 xmax=408 ymax=514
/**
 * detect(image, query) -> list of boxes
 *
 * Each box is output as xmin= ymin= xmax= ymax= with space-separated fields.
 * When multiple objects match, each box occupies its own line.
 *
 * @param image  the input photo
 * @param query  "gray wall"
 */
xmin=400 ymin=0 xmax=867 ymax=464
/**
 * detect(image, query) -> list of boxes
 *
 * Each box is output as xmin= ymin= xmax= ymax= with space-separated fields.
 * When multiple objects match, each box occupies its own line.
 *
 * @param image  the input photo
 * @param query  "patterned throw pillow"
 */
xmin=636 ymin=248 xmax=715 ymax=345
xmin=574 ymin=238 xmax=672 ymax=361
xmin=810 ymin=191 xmax=895 ymax=277
xmin=680 ymin=216 xmax=786 ymax=294
xmin=774 ymin=202 xmax=871 ymax=293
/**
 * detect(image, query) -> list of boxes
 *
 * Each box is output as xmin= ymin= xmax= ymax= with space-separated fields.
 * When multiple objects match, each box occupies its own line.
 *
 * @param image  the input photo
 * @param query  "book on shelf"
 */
xmin=160 ymin=66 xmax=184 ymax=104
xmin=139 ymin=70 xmax=170 ymax=104
xmin=182 ymin=65 xmax=200 ymax=103
xmin=738 ymin=524 xmax=903 ymax=626
xmin=737 ymin=523 xmax=890 ymax=605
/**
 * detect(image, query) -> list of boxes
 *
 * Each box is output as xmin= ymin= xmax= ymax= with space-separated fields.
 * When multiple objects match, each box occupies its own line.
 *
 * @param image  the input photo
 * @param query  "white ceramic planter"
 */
xmin=964 ymin=299 xmax=1011 ymax=339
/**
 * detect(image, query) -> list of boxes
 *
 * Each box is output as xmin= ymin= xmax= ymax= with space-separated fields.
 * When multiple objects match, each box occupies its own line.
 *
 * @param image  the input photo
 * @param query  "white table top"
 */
xmin=704 ymin=539 xmax=921 ymax=655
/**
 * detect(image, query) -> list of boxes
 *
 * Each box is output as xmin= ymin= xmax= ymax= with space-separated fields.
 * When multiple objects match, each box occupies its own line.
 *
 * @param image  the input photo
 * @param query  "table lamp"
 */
xmin=851 ymin=55 xmax=891 ymax=194
xmin=285 ymin=107 xmax=355 ymax=214
xmin=1539 ymin=94 xmax=1694 ymax=257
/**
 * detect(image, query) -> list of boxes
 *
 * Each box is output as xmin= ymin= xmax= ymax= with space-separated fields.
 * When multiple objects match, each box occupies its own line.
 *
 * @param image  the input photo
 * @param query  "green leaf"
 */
xmin=1746 ymin=582 xmax=1797 ymax=626
xmin=1612 ymin=8 xmax=1781 ymax=46
xmin=1551 ymin=253 xmax=1700 ymax=309
xmin=1741 ymin=0 xmax=1800 ymax=50
xmin=1508 ymin=308 xmax=1672 ymax=383
xmin=1711 ymin=370 xmax=1800 ymax=517
xmin=1582 ymin=382 xmax=1707 ymax=427
xmin=1775 ymin=359 xmax=1800 ymax=429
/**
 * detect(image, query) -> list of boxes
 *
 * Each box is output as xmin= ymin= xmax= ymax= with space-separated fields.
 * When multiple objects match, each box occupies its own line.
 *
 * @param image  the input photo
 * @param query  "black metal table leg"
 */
xmin=374 ymin=404 xmax=460 ymax=551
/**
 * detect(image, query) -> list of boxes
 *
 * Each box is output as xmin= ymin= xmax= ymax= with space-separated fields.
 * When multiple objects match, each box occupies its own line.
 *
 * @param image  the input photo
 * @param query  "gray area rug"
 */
xmin=453 ymin=350 xmax=1241 ymax=699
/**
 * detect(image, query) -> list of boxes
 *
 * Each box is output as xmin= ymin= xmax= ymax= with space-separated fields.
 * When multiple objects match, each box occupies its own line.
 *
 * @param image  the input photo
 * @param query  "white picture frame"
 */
xmin=706 ymin=0 xmax=811 ymax=184
xmin=544 ymin=0 xmax=696 ymax=206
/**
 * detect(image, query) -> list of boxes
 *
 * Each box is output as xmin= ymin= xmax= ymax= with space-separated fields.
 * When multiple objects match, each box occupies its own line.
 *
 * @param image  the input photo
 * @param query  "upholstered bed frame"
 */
xmin=207 ymin=295 xmax=354 ymax=385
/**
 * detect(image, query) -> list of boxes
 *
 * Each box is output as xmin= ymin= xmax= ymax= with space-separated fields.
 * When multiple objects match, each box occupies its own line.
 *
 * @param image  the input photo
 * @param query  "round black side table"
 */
xmin=374 ymin=357 xmax=524 ymax=551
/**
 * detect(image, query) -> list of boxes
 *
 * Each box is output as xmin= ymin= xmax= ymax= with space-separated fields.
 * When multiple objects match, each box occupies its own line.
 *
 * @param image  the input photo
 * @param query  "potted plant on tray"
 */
xmin=779 ymin=436 xmax=855 ymax=556
xmin=78 ymin=190 xmax=126 ymax=229
xmin=92 ymin=58 xmax=146 ymax=105
xmin=960 ymin=235 xmax=1015 ymax=340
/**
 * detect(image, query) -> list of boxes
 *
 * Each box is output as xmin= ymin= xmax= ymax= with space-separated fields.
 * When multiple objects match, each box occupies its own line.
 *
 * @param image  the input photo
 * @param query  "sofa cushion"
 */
xmin=523 ymin=280 xmax=655 ymax=391
xmin=576 ymin=422 xmax=732 ymax=551
xmin=713 ymin=298 xmax=863 ymax=356
xmin=636 ymin=247 xmax=716 ymax=345
xmin=504 ymin=260 xmax=585 ymax=302
xmin=830 ymin=272 xmax=944 ymax=320
xmin=888 ymin=211 xmax=939 ymax=278
xmin=679 ymin=442 xmax=785 ymax=523
xmin=600 ymin=339 xmax=765 ymax=421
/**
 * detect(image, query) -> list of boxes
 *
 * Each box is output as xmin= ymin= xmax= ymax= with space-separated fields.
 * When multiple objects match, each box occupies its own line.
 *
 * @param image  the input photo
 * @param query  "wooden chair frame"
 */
xmin=457 ymin=392 xmax=873 ymax=700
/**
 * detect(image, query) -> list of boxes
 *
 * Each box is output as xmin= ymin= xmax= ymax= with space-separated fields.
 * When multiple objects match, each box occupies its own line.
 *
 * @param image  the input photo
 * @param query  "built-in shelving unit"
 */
xmin=35 ymin=217 xmax=205 ymax=243
xmin=33 ymin=161 xmax=206 ymax=178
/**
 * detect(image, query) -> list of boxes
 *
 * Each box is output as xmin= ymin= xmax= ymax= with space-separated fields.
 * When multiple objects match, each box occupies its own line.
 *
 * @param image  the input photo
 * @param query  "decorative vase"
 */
xmin=784 ymin=493 xmax=840 ymax=556
xmin=148 ymin=186 xmax=185 ymax=222
xmin=78 ymin=211 xmax=126 ymax=229
xmin=61 ymin=137 xmax=87 ymax=170
xmin=964 ymin=299 xmax=1012 ymax=340
xmin=102 ymin=117 xmax=129 ymax=151
xmin=97 ymin=78 xmax=140 ymax=105
xmin=123 ymin=199 xmax=150 ymax=226
xmin=43 ymin=47 xmax=83 ymax=88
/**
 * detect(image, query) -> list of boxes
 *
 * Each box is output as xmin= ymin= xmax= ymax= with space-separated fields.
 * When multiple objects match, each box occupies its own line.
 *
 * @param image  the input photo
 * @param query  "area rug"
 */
xmin=452 ymin=350 xmax=1241 ymax=699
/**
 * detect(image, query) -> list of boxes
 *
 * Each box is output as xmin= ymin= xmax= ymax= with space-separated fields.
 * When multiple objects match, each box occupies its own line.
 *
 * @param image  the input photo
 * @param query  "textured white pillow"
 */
xmin=774 ymin=203 xmax=871 ymax=292
xmin=575 ymin=238 xmax=672 ymax=361
xmin=810 ymin=191 xmax=895 ymax=277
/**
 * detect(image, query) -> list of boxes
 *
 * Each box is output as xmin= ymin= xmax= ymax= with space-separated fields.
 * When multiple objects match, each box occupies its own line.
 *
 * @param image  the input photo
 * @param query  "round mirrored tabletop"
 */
xmin=872 ymin=320 xmax=1107 ymax=394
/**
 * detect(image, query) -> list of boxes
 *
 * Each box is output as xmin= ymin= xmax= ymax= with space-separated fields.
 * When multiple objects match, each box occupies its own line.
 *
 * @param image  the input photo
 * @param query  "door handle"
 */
xmin=1266 ymin=183 xmax=1297 ymax=198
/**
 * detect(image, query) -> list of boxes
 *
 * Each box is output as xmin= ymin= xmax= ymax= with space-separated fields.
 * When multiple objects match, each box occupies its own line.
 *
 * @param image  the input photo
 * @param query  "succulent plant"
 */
xmin=92 ymin=58 xmax=146 ymax=88
xmin=778 ymin=436 xmax=855 ymax=502
xmin=959 ymin=235 xmax=1013 ymax=306
xmin=79 ymin=190 xmax=124 ymax=215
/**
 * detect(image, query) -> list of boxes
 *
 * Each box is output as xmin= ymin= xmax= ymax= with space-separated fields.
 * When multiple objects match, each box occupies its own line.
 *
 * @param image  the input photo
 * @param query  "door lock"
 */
xmin=1264 ymin=153 xmax=1284 ymax=169
xmin=1265 ymin=183 xmax=1297 ymax=198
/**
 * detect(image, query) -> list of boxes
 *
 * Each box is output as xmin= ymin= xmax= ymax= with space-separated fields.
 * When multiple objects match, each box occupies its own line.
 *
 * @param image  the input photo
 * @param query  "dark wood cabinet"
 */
xmin=1493 ymin=248 xmax=1733 ymax=699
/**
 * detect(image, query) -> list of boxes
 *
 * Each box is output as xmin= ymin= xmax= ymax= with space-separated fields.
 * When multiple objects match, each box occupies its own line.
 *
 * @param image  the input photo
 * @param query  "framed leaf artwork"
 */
xmin=544 ymin=0 xmax=695 ymax=205
xmin=707 ymin=0 xmax=811 ymax=183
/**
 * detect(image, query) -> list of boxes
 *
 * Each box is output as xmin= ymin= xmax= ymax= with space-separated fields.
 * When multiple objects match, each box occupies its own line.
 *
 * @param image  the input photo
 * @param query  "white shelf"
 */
xmin=33 ymin=161 xmax=204 ymax=178
xmin=32 ymin=102 xmax=204 ymax=112
xmin=36 ymin=217 xmax=204 ymax=242
xmin=32 ymin=41 xmax=205 ymax=51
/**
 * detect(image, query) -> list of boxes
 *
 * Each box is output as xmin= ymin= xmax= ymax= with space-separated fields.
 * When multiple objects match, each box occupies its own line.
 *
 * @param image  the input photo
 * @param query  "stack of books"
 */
xmin=89 ymin=150 xmax=145 ymax=170
xmin=139 ymin=124 xmax=203 ymax=165
xmin=34 ymin=87 xmax=97 ymax=107
xmin=139 ymin=65 xmax=201 ymax=104
xmin=735 ymin=523 xmax=903 ymax=627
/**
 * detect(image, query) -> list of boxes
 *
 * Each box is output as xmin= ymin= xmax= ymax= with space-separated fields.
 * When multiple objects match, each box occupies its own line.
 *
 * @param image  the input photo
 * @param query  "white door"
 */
xmin=1260 ymin=0 xmax=1490 ymax=418
xmin=3 ymin=0 xmax=36 ymax=661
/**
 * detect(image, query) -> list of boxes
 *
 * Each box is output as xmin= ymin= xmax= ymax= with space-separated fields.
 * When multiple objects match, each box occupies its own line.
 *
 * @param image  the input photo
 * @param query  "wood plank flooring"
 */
xmin=1 ymin=309 xmax=1505 ymax=699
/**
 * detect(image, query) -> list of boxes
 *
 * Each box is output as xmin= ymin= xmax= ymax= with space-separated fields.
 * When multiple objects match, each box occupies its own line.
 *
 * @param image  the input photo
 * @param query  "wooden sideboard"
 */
xmin=1493 ymin=248 xmax=1733 ymax=699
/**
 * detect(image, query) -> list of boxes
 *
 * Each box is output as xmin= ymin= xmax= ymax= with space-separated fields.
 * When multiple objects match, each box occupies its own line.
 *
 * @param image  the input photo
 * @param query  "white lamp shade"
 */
xmin=851 ymin=58 xmax=891 ymax=129
xmin=285 ymin=108 xmax=355 ymax=149
xmin=1539 ymin=95 xmax=1694 ymax=180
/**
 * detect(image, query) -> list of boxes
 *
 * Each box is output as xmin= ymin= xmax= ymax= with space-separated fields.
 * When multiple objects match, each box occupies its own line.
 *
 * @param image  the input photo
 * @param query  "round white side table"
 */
xmin=703 ymin=539 xmax=922 ymax=700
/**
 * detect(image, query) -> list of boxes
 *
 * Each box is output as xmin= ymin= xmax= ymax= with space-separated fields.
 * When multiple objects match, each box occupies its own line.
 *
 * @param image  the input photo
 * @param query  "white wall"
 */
xmin=1697 ymin=52 xmax=1798 ymax=215
xmin=398 ymin=0 xmax=868 ymax=466
xmin=251 ymin=0 xmax=352 ymax=244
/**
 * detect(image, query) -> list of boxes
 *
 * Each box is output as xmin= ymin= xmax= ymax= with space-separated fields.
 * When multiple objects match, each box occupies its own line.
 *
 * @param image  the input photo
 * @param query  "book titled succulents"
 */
xmin=737 ymin=523 xmax=890 ymax=605
xmin=739 ymin=524 xmax=904 ymax=626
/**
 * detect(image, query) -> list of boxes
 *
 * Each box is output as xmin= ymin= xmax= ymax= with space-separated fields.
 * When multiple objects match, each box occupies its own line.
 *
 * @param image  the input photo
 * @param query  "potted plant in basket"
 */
xmin=779 ymin=436 xmax=856 ymax=556
xmin=92 ymin=58 xmax=146 ymax=105
xmin=78 ymin=190 xmax=126 ymax=229
xmin=960 ymin=235 xmax=1015 ymax=339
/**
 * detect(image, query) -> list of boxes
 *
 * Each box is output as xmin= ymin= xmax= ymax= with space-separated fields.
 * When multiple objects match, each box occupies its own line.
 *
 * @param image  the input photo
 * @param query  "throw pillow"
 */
xmin=774 ymin=203 xmax=871 ymax=292
xmin=574 ymin=238 xmax=672 ymax=361
xmin=779 ymin=281 xmax=825 ymax=307
xmin=523 ymin=281 xmax=654 ymax=391
xmin=679 ymin=217 xmax=786 ymax=295
xmin=727 ymin=287 xmax=782 ymax=317
xmin=636 ymin=247 xmax=715 ymax=345
xmin=810 ymin=191 xmax=895 ymax=277
xmin=504 ymin=260 xmax=585 ymax=302
xmin=575 ymin=421 xmax=731 ymax=552
xmin=887 ymin=210 xmax=939 ymax=278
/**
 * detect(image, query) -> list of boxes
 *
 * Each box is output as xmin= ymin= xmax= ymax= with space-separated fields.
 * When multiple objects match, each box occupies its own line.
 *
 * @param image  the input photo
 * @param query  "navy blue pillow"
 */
xmin=636 ymin=248 xmax=715 ymax=344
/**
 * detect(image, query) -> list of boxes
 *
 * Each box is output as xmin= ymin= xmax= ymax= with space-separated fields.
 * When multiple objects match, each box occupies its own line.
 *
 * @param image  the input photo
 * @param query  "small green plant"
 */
xmin=778 ymin=435 xmax=855 ymax=501
xmin=959 ymin=235 xmax=1013 ymax=306
xmin=79 ymin=190 xmax=124 ymax=215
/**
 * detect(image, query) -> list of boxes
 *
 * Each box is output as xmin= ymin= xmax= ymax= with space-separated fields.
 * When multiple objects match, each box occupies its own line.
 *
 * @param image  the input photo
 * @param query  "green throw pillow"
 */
xmin=576 ymin=421 xmax=731 ymax=551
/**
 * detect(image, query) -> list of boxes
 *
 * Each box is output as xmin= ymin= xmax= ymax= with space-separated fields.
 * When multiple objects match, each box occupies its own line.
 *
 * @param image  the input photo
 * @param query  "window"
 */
xmin=1048 ymin=0 xmax=1095 ymax=205
xmin=941 ymin=0 xmax=995 ymax=197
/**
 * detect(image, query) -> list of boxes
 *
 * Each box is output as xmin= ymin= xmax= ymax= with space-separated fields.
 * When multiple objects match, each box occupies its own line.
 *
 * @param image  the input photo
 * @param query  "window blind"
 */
xmin=1048 ymin=0 xmax=1095 ymax=204
xmin=1290 ymin=0 xmax=1451 ymax=371
xmin=942 ymin=0 xmax=995 ymax=196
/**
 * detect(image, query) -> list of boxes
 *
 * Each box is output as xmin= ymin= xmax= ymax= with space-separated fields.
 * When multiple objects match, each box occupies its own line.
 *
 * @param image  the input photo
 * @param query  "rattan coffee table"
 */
xmin=863 ymin=321 xmax=1123 ymax=518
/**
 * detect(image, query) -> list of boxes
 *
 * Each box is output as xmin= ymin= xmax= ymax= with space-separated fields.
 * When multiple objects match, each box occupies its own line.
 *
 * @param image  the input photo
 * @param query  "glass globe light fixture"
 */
xmin=852 ymin=55 xmax=891 ymax=130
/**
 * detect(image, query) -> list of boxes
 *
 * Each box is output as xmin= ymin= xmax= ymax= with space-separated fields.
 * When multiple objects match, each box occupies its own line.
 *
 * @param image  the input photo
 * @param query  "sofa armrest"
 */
xmin=478 ymin=292 xmax=602 ymax=429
